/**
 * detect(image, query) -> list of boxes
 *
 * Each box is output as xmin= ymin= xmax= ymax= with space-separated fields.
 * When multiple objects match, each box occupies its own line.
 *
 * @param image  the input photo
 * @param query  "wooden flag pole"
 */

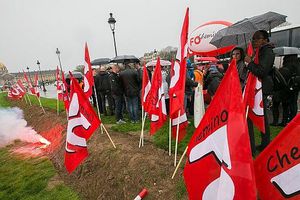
xmin=171 ymin=146 xmax=188 ymax=179
xmin=23 ymin=95 xmax=28 ymax=104
xmin=101 ymin=123 xmax=116 ymax=148
xmin=56 ymin=92 xmax=59 ymax=115
xmin=37 ymin=96 xmax=45 ymax=113
xmin=169 ymin=117 xmax=172 ymax=156
xmin=93 ymin=86 xmax=103 ymax=135
xmin=139 ymin=111 xmax=147 ymax=148
xmin=245 ymin=105 xmax=249 ymax=118
xmin=142 ymin=114 xmax=147 ymax=147
xmin=174 ymin=109 xmax=181 ymax=167
xmin=26 ymin=94 xmax=32 ymax=106
xmin=139 ymin=107 xmax=144 ymax=148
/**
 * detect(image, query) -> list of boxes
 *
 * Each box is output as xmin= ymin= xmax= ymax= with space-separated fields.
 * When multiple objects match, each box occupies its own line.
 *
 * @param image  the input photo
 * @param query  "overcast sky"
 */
xmin=1 ymin=0 xmax=299 ymax=73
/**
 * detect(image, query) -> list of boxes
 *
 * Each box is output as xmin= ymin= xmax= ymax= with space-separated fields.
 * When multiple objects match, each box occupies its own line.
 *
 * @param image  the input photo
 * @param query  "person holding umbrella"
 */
xmin=244 ymin=30 xmax=275 ymax=152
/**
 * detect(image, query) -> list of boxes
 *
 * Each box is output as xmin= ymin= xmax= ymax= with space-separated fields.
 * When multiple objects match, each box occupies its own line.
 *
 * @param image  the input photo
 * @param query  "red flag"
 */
xmin=141 ymin=63 xmax=151 ymax=112
xmin=61 ymin=71 xmax=70 ymax=111
xmin=254 ymin=114 xmax=300 ymax=200
xmin=169 ymin=7 xmax=189 ymax=116
xmin=171 ymin=107 xmax=188 ymax=142
xmin=244 ymin=48 xmax=265 ymax=133
xmin=146 ymin=58 xmax=167 ymax=135
xmin=83 ymin=43 xmax=94 ymax=98
xmin=8 ymin=80 xmax=26 ymax=99
xmin=64 ymin=75 xmax=101 ymax=173
xmin=23 ymin=70 xmax=35 ymax=94
xmin=247 ymin=41 xmax=254 ymax=57
xmin=56 ymin=66 xmax=63 ymax=100
xmin=184 ymin=59 xmax=256 ymax=200
xmin=33 ymin=72 xmax=40 ymax=98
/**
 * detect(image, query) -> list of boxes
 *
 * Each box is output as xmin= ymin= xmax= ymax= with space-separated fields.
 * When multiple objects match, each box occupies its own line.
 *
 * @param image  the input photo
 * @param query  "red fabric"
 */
xmin=184 ymin=59 xmax=256 ymax=200
xmin=244 ymin=48 xmax=265 ymax=133
xmin=146 ymin=58 xmax=167 ymax=135
xmin=171 ymin=107 xmax=188 ymax=142
xmin=8 ymin=80 xmax=26 ymax=99
xmin=254 ymin=114 xmax=300 ymax=200
xmin=247 ymin=42 xmax=254 ymax=57
xmin=169 ymin=8 xmax=189 ymax=116
xmin=33 ymin=72 xmax=40 ymax=98
xmin=56 ymin=66 xmax=63 ymax=100
xmin=23 ymin=70 xmax=35 ymax=94
xmin=64 ymin=75 xmax=101 ymax=173
xmin=83 ymin=43 xmax=94 ymax=98
xmin=61 ymin=71 xmax=70 ymax=111
xmin=141 ymin=63 xmax=151 ymax=112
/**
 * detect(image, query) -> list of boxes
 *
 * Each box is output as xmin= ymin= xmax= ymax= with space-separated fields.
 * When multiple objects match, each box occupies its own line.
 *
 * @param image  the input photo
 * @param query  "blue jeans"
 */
xmin=126 ymin=96 xmax=139 ymax=121
xmin=113 ymin=95 xmax=124 ymax=121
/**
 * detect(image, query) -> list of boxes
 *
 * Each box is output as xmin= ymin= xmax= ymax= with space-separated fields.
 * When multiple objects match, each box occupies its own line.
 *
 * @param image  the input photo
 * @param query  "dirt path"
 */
xmin=10 ymin=100 xmax=188 ymax=200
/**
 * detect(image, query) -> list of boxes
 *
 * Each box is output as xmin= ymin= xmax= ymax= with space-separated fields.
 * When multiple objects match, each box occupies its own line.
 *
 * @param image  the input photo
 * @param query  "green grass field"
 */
xmin=0 ymin=92 xmax=79 ymax=200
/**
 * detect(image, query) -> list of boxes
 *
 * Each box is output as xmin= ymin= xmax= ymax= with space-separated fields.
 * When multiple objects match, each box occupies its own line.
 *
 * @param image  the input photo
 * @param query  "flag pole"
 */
xmin=139 ymin=111 xmax=147 ymax=148
xmin=93 ymin=86 xmax=103 ymax=134
xmin=139 ymin=107 xmax=145 ymax=147
xmin=169 ymin=117 xmax=172 ymax=156
xmin=23 ymin=95 xmax=28 ymax=104
xmin=174 ymin=109 xmax=181 ymax=167
xmin=171 ymin=146 xmax=188 ymax=179
xmin=101 ymin=123 xmax=116 ymax=148
xmin=26 ymin=93 xmax=32 ymax=106
xmin=139 ymin=107 xmax=143 ymax=148
xmin=36 ymin=96 xmax=45 ymax=113
xmin=56 ymin=92 xmax=59 ymax=115
xmin=142 ymin=113 xmax=146 ymax=146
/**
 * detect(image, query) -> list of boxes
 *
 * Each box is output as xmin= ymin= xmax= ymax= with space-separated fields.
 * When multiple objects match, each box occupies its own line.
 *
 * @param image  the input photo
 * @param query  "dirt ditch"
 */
xmin=10 ymin=100 xmax=188 ymax=200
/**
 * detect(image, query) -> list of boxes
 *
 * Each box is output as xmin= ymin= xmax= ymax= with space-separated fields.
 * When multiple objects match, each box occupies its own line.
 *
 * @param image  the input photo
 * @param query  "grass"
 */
xmin=0 ymin=147 xmax=79 ymax=200
xmin=0 ymin=92 xmax=79 ymax=200
xmin=0 ymin=92 xmax=11 ymax=107
xmin=26 ymin=94 xmax=65 ymax=113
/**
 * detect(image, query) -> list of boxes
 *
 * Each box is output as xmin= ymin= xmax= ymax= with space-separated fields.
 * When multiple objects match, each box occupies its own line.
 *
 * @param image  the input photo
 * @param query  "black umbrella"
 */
xmin=65 ymin=71 xmax=83 ymax=79
xmin=210 ymin=11 xmax=287 ymax=48
xmin=110 ymin=55 xmax=140 ymax=63
xmin=91 ymin=58 xmax=111 ymax=66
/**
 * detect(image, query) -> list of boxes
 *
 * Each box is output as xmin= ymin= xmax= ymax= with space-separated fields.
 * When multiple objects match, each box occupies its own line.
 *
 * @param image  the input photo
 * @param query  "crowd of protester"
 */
xmin=89 ymin=30 xmax=299 ymax=154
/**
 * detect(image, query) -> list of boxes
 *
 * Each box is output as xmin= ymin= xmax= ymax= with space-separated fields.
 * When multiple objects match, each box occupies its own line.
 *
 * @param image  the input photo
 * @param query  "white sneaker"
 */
xmin=119 ymin=119 xmax=126 ymax=124
xmin=117 ymin=119 xmax=126 ymax=124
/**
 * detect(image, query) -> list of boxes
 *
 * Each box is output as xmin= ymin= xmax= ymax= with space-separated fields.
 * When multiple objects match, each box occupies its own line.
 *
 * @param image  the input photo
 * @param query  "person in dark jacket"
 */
xmin=185 ymin=71 xmax=198 ymax=115
xmin=95 ymin=66 xmax=114 ymax=116
xmin=280 ymin=55 xmax=300 ymax=124
xmin=109 ymin=64 xmax=126 ymax=124
xmin=119 ymin=63 xmax=141 ymax=123
xmin=245 ymin=30 xmax=275 ymax=153
xmin=203 ymin=65 xmax=223 ymax=97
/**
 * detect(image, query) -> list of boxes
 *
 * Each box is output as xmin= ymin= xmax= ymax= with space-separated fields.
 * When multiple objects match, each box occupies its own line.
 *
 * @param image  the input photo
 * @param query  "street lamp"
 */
xmin=26 ymin=66 xmax=34 ymax=86
xmin=56 ymin=48 xmax=64 ymax=75
xmin=36 ymin=60 xmax=47 ymax=92
xmin=108 ymin=13 xmax=118 ymax=57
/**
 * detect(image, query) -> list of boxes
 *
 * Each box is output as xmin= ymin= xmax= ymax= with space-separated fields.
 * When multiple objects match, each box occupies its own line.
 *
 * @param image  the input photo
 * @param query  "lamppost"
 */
xmin=26 ymin=66 xmax=34 ymax=86
xmin=36 ymin=60 xmax=47 ymax=92
xmin=108 ymin=13 xmax=118 ymax=57
xmin=56 ymin=48 xmax=64 ymax=75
